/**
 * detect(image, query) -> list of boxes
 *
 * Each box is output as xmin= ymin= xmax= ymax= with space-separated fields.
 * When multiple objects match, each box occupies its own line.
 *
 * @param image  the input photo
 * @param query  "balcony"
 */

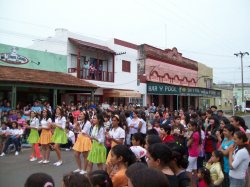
xmin=68 ymin=68 xmax=114 ymax=82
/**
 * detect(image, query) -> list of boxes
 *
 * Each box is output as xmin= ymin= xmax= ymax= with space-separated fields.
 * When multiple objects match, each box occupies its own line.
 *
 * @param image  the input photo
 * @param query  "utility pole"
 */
xmin=234 ymin=51 xmax=249 ymax=112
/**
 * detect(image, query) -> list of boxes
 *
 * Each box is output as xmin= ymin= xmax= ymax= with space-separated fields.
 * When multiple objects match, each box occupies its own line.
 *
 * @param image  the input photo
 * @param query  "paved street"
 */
xmin=0 ymin=148 xmax=80 ymax=187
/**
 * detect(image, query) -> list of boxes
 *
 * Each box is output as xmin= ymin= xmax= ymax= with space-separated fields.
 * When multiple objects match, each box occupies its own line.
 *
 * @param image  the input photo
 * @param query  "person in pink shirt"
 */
xmin=186 ymin=120 xmax=201 ymax=187
xmin=17 ymin=111 xmax=26 ymax=126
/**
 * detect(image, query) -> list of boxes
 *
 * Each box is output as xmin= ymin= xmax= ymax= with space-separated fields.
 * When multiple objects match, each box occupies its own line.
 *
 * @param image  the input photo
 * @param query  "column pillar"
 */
xmin=11 ymin=85 xmax=16 ymax=108
xmin=53 ymin=89 xmax=58 ymax=109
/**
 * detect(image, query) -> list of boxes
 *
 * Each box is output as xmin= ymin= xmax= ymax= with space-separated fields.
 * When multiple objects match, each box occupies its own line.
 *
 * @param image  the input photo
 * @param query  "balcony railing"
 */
xmin=68 ymin=68 xmax=114 ymax=82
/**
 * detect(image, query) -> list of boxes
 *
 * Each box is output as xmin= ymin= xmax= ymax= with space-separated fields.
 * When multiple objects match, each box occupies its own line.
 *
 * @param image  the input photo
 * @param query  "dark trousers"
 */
xmin=3 ymin=136 xmax=21 ymax=153
xmin=60 ymin=139 xmax=73 ymax=149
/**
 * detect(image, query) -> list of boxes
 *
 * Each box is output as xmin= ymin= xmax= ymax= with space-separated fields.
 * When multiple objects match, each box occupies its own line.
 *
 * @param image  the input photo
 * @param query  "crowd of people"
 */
xmin=0 ymin=99 xmax=250 ymax=187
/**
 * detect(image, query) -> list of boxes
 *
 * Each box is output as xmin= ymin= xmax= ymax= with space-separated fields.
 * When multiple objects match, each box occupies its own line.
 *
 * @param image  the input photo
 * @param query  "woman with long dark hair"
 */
xmin=51 ymin=106 xmax=67 ymax=166
xmin=87 ymin=113 xmax=106 ymax=171
xmin=229 ymin=131 xmax=250 ymax=187
xmin=186 ymin=120 xmax=202 ymax=187
xmin=72 ymin=111 xmax=92 ymax=174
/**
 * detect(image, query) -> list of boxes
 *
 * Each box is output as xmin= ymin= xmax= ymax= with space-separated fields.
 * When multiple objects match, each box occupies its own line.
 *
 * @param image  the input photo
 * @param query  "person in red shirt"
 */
xmin=160 ymin=124 xmax=174 ymax=143
xmin=197 ymin=167 xmax=211 ymax=187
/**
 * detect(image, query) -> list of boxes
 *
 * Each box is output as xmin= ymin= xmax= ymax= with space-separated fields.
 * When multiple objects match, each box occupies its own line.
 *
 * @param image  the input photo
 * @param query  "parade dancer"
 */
xmin=26 ymin=111 xmax=40 ymax=161
xmin=51 ymin=106 xmax=67 ymax=166
xmin=87 ymin=113 xmax=106 ymax=172
xmin=38 ymin=109 xmax=52 ymax=164
xmin=72 ymin=111 xmax=92 ymax=174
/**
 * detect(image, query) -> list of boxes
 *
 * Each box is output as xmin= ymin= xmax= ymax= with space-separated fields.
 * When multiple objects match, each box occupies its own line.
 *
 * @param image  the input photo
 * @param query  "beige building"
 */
xmin=214 ymin=86 xmax=234 ymax=112
xmin=197 ymin=62 xmax=215 ymax=110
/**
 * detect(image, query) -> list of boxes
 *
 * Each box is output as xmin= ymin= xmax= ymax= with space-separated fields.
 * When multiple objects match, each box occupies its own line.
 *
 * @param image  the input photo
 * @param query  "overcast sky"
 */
xmin=0 ymin=0 xmax=249 ymax=84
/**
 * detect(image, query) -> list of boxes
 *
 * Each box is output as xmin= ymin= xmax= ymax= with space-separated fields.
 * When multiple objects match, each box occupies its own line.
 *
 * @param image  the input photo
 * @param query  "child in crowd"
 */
xmin=197 ymin=167 xmax=211 ymax=187
xmin=24 ymin=172 xmax=54 ymax=187
xmin=0 ymin=122 xmax=10 ymax=154
xmin=186 ymin=120 xmax=201 ymax=187
xmin=103 ymin=114 xmax=111 ymax=130
xmin=205 ymin=150 xmax=224 ymax=187
xmin=108 ymin=144 xmax=136 ymax=187
xmin=126 ymin=167 xmax=169 ymax=187
xmin=218 ymin=124 xmax=234 ymax=187
xmin=0 ymin=121 xmax=23 ymax=156
xmin=153 ymin=119 xmax=161 ymax=134
xmin=62 ymin=172 xmax=91 ymax=187
xmin=61 ymin=126 xmax=75 ymax=151
xmin=88 ymin=170 xmax=113 ymax=187
xmin=167 ymin=142 xmax=190 ymax=187
xmin=147 ymin=143 xmax=179 ymax=187
xmin=160 ymin=124 xmax=174 ymax=143
xmin=130 ymin=133 xmax=147 ymax=163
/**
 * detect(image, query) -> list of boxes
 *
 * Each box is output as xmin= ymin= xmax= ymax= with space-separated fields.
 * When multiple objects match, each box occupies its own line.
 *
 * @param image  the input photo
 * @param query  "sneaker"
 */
xmin=0 ymin=152 xmax=5 ymax=157
xmin=30 ymin=157 xmax=37 ymax=162
xmin=79 ymin=170 xmax=87 ymax=175
xmin=15 ymin=151 xmax=19 ymax=156
xmin=53 ymin=161 xmax=59 ymax=165
xmin=38 ymin=160 xmax=44 ymax=164
xmin=43 ymin=160 xmax=50 ymax=164
xmin=65 ymin=148 xmax=71 ymax=151
xmin=55 ymin=160 xmax=62 ymax=166
xmin=73 ymin=169 xmax=81 ymax=173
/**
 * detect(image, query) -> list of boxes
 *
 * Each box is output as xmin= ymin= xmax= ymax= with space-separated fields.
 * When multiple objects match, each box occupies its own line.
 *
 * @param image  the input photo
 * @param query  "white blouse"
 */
xmin=91 ymin=125 xmax=105 ymax=144
xmin=30 ymin=117 xmax=39 ymax=129
xmin=40 ymin=118 xmax=52 ymax=129
xmin=139 ymin=118 xmax=147 ymax=134
xmin=10 ymin=128 xmax=23 ymax=136
xmin=79 ymin=120 xmax=92 ymax=135
xmin=109 ymin=127 xmax=125 ymax=143
xmin=55 ymin=116 xmax=66 ymax=129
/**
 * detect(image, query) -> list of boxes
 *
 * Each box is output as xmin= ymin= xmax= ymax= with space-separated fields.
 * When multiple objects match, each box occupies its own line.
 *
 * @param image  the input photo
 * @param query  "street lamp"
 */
xmin=234 ymin=51 xmax=249 ymax=112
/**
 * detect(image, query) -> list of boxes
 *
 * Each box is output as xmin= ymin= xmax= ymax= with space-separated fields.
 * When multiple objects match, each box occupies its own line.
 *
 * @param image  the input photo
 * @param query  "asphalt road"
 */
xmin=0 ymin=148 xmax=82 ymax=187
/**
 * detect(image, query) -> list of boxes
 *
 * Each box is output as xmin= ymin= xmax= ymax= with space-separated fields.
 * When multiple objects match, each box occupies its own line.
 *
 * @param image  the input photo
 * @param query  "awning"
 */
xmin=103 ymin=89 xmax=141 ymax=98
xmin=69 ymin=38 xmax=115 ymax=54
xmin=0 ymin=66 xmax=98 ymax=89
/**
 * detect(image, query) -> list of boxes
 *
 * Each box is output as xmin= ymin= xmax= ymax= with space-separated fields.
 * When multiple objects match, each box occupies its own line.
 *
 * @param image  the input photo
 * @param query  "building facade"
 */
xmin=138 ymin=45 xmax=221 ymax=110
xmin=0 ymin=43 xmax=97 ymax=108
xmin=30 ymin=28 xmax=145 ymax=106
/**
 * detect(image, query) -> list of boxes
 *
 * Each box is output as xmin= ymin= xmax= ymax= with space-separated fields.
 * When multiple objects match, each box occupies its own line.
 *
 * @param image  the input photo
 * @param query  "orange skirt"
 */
xmin=106 ymin=141 xmax=118 ymax=164
xmin=73 ymin=134 xmax=92 ymax=152
xmin=39 ymin=129 xmax=52 ymax=145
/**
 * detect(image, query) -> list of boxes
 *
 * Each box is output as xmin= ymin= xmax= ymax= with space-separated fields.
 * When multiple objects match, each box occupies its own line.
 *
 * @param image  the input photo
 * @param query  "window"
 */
xmin=71 ymin=54 xmax=77 ymax=68
xmin=205 ymin=78 xmax=212 ymax=89
xmin=122 ymin=60 xmax=131 ymax=72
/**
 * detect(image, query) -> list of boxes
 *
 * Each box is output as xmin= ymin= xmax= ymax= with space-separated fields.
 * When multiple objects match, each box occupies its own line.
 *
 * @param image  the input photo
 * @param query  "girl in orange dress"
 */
xmin=72 ymin=111 xmax=92 ymax=174
xmin=38 ymin=109 xmax=52 ymax=164
xmin=108 ymin=144 xmax=136 ymax=187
